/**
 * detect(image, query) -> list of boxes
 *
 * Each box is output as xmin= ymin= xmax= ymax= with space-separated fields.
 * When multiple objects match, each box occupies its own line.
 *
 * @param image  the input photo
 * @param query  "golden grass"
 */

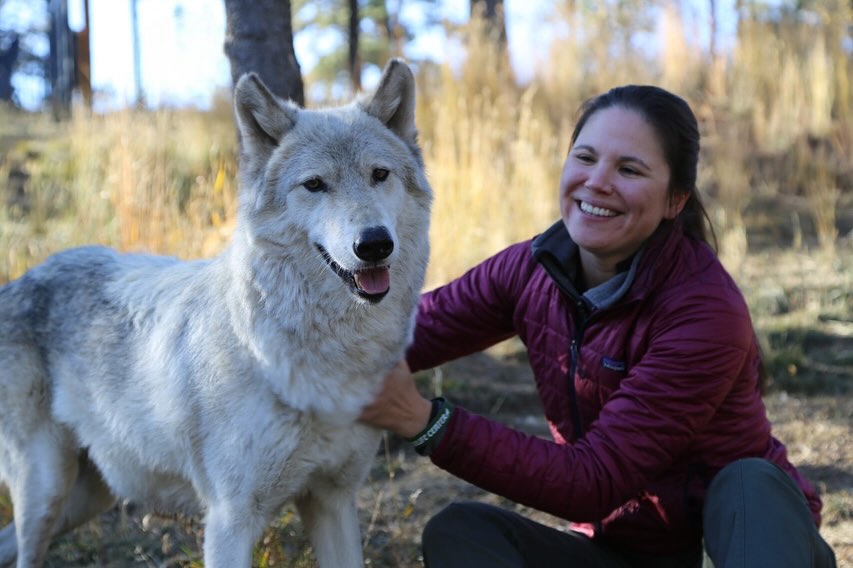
xmin=2 ymin=3 xmax=849 ymax=288
xmin=416 ymin=63 xmax=566 ymax=287
xmin=0 ymin=5 xmax=849 ymax=405
xmin=0 ymin=104 xmax=239 ymax=281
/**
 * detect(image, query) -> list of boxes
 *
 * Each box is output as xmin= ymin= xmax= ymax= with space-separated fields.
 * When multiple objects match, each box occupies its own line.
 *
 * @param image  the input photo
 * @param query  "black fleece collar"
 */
xmin=531 ymin=220 xmax=645 ymax=311
xmin=531 ymin=221 xmax=583 ymax=299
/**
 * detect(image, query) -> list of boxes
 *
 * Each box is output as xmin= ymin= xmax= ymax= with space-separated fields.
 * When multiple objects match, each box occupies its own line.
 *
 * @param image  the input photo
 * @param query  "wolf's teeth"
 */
xmin=579 ymin=201 xmax=617 ymax=217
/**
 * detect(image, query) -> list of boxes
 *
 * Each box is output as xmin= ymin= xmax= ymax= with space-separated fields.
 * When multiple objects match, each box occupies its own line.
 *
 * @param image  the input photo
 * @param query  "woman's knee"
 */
xmin=422 ymin=502 xmax=528 ymax=567
xmin=708 ymin=458 xmax=788 ymax=500
xmin=423 ymin=501 xmax=500 ymax=546
xmin=703 ymin=458 xmax=833 ymax=567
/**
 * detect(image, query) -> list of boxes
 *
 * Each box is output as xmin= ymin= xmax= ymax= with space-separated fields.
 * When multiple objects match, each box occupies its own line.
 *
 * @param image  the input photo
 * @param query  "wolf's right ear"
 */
xmin=234 ymin=73 xmax=297 ymax=155
xmin=364 ymin=59 xmax=418 ymax=145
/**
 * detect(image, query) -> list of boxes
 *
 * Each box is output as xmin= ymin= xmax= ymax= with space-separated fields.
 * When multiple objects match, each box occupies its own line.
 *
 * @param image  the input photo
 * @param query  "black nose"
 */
xmin=354 ymin=227 xmax=394 ymax=261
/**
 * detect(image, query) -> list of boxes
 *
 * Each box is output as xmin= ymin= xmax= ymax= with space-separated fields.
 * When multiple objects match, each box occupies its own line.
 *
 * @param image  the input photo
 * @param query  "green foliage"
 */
xmin=292 ymin=0 xmax=437 ymax=93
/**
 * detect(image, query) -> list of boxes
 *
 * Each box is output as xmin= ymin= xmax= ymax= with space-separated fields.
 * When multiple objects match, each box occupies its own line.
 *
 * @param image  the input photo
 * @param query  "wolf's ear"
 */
xmin=364 ymin=59 xmax=417 ymax=145
xmin=234 ymin=73 xmax=297 ymax=155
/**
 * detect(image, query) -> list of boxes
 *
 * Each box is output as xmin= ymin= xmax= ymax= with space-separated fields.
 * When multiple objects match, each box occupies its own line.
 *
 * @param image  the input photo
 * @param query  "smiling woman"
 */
xmin=358 ymin=83 xmax=838 ymax=567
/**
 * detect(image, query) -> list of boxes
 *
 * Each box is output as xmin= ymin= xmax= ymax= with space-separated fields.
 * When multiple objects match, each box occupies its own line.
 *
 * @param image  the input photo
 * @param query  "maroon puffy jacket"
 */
xmin=407 ymin=220 xmax=821 ymax=556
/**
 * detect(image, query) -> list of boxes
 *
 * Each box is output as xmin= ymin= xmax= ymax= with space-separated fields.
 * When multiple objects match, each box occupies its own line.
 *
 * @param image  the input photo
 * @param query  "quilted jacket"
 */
xmin=407 ymin=219 xmax=822 ymax=556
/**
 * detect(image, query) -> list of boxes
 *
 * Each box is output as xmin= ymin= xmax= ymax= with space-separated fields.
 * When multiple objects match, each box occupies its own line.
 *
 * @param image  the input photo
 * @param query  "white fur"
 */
xmin=0 ymin=59 xmax=431 ymax=568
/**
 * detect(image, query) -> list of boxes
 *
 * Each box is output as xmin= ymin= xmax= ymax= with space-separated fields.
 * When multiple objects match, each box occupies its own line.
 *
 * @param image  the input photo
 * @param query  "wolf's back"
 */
xmin=0 ymin=246 xmax=119 ymax=340
xmin=0 ymin=246 xmax=206 ymax=375
xmin=0 ymin=247 xmax=132 ymax=445
xmin=4 ymin=246 xmax=142 ymax=337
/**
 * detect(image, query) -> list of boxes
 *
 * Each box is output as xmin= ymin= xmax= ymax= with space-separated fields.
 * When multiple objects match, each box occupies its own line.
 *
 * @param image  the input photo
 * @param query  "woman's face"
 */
xmin=560 ymin=106 xmax=683 ymax=270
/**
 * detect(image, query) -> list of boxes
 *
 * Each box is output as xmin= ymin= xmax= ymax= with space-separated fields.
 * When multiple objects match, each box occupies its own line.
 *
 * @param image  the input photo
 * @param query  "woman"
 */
xmin=360 ymin=85 xmax=837 ymax=567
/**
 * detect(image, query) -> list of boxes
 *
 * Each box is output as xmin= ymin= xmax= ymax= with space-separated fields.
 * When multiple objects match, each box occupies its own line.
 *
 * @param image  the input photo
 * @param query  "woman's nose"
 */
xmin=584 ymin=166 xmax=614 ymax=192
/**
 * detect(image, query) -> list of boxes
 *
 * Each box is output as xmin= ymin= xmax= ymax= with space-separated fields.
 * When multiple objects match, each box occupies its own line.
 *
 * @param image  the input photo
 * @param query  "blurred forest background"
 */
xmin=0 ymin=0 xmax=851 ymax=566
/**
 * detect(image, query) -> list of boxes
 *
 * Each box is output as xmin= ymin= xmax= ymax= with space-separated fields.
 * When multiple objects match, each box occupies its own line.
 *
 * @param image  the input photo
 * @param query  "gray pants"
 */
xmin=422 ymin=458 xmax=837 ymax=567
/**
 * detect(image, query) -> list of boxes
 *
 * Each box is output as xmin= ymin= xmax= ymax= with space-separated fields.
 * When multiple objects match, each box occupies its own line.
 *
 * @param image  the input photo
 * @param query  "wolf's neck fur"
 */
xmin=218 ymin=226 xmax=419 ymax=419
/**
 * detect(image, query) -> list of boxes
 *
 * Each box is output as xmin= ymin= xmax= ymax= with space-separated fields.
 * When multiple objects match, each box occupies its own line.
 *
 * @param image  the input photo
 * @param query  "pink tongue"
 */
xmin=354 ymin=267 xmax=390 ymax=295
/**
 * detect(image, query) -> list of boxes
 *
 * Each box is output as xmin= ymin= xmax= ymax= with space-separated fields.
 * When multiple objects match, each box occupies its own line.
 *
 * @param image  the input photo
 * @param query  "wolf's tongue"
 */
xmin=354 ymin=267 xmax=390 ymax=295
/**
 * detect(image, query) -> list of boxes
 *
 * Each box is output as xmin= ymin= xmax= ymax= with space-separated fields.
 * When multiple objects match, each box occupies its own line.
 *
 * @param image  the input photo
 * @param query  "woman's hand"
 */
xmin=359 ymin=360 xmax=432 ymax=438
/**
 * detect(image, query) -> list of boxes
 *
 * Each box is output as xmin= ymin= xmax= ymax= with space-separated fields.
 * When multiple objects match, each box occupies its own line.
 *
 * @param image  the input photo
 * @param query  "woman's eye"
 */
xmin=574 ymin=153 xmax=594 ymax=164
xmin=303 ymin=178 xmax=326 ymax=192
xmin=372 ymin=168 xmax=390 ymax=183
xmin=620 ymin=167 xmax=641 ymax=176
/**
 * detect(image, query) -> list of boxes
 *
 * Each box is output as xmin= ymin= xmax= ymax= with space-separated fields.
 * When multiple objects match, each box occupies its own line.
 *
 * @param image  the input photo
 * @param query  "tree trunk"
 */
xmin=130 ymin=0 xmax=143 ymax=107
xmin=348 ymin=0 xmax=361 ymax=92
xmin=223 ymin=0 xmax=304 ymax=106
xmin=470 ymin=0 xmax=506 ymax=46
xmin=74 ymin=0 xmax=92 ymax=110
xmin=47 ymin=0 xmax=74 ymax=119
xmin=0 ymin=34 xmax=19 ymax=103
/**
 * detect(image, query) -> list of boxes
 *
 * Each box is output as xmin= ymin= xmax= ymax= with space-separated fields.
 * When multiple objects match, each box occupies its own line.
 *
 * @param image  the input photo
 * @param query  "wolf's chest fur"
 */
xmin=77 ymin=380 xmax=381 ymax=516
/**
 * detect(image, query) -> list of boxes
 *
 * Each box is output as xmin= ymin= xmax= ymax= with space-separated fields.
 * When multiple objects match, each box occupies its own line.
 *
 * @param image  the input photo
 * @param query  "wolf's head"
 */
xmin=232 ymin=60 xmax=432 ymax=306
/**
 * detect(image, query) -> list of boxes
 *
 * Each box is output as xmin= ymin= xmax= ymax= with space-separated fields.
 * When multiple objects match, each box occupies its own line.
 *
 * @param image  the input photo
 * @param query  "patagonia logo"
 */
xmin=601 ymin=357 xmax=627 ymax=372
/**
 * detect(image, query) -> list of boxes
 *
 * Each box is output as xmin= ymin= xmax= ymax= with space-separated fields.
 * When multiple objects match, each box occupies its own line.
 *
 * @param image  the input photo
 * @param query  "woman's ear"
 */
xmin=666 ymin=191 xmax=691 ymax=219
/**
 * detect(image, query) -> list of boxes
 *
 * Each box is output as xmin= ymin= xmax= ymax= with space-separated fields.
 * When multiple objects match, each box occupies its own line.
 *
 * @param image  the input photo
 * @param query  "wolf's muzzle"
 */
xmin=315 ymin=228 xmax=394 ymax=304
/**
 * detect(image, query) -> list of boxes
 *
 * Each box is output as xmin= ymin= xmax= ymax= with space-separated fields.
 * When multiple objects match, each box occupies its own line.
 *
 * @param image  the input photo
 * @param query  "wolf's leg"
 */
xmin=201 ymin=503 xmax=262 ymax=568
xmin=0 ymin=453 xmax=112 ymax=568
xmin=296 ymin=489 xmax=363 ymax=568
xmin=52 ymin=452 xmax=115 ymax=537
xmin=0 ymin=523 xmax=16 ymax=567
xmin=8 ymin=429 xmax=77 ymax=568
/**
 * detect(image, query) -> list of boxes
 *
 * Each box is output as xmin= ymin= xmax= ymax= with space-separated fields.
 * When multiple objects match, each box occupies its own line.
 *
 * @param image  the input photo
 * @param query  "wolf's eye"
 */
xmin=303 ymin=178 xmax=327 ymax=192
xmin=372 ymin=168 xmax=390 ymax=183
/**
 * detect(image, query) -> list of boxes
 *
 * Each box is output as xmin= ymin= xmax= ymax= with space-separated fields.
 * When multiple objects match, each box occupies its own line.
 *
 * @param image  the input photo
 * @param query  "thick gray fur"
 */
xmin=0 ymin=58 xmax=431 ymax=568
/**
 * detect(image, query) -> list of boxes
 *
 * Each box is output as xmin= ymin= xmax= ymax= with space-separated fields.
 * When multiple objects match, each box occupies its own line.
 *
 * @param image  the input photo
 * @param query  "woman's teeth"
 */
xmin=579 ymin=201 xmax=617 ymax=217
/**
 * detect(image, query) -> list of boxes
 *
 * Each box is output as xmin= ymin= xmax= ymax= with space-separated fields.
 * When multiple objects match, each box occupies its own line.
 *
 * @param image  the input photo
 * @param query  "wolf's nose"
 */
xmin=354 ymin=227 xmax=394 ymax=261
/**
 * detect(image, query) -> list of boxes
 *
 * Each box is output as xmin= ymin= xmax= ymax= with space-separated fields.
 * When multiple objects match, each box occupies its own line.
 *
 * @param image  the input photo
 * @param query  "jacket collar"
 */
xmin=531 ymin=221 xmax=582 ymax=298
xmin=531 ymin=220 xmax=681 ymax=310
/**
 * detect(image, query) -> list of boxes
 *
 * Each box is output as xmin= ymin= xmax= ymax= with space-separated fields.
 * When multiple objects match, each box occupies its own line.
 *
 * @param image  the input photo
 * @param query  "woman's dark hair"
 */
xmin=570 ymin=85 xmax=717 ymax=250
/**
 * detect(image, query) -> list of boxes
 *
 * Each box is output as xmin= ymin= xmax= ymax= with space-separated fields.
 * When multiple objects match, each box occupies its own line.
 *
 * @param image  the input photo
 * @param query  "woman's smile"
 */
xmin=577 ymin=200 xmax=619 ymax=218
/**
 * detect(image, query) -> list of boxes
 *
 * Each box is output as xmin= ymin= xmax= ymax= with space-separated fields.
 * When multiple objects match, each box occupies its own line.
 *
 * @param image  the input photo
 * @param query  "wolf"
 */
xmin=0 ymin=58 xmax=431 ymax=568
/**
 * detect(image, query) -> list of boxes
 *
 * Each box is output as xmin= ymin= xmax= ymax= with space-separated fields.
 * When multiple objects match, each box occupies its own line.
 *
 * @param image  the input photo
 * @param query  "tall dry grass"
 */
xmin=0 ymin=101 xmax=239 ymax=282
xmin=1 ymin=2 xmax=850 ymax=288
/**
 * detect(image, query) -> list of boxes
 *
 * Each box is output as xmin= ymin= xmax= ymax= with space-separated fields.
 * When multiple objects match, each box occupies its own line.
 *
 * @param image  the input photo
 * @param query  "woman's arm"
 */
xmin=406 ymin=241 xmax=535 ymax=372
xmin=428 ymin=286 xmax=758 ymax=522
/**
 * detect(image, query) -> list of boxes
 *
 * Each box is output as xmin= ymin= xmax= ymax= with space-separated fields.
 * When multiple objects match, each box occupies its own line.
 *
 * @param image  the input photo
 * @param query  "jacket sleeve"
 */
xmin=428 ymin=281 xmax=757 ymax=522
xmin=406 ymin=241 xmax=535 ymax=372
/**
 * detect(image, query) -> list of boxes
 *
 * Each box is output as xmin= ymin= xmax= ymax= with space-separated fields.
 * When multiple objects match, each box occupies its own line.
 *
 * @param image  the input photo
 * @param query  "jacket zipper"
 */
xmin=567 ymin=298 xmax=590 ymax=440
xmin=567 ymin=337 xmax=584 ymax=439
xmin=568 ymin=298 xmax=605 ymax=536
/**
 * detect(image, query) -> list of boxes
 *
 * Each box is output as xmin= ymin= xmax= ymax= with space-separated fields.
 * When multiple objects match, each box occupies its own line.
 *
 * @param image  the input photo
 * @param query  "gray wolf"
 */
xmin=0 ymin=58 xmax=431 ymax=568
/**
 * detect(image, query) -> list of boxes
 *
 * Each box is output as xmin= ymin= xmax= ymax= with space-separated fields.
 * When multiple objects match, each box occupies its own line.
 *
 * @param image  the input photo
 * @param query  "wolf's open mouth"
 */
xmin=315 ymin=244 xmax=390 ymax=303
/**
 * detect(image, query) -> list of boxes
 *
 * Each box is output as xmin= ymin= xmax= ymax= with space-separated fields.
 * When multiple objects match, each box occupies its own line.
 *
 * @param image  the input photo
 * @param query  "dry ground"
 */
xmin=0 ymin=344 xmax=850 ymax=567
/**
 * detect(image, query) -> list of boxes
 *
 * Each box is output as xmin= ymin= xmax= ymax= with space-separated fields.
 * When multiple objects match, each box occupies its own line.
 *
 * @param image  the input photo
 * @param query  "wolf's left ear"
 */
xmin=364 ymin=59 xmax=417 ymax=145
xmin=234 ymin=73 xmax=298 ymax=156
